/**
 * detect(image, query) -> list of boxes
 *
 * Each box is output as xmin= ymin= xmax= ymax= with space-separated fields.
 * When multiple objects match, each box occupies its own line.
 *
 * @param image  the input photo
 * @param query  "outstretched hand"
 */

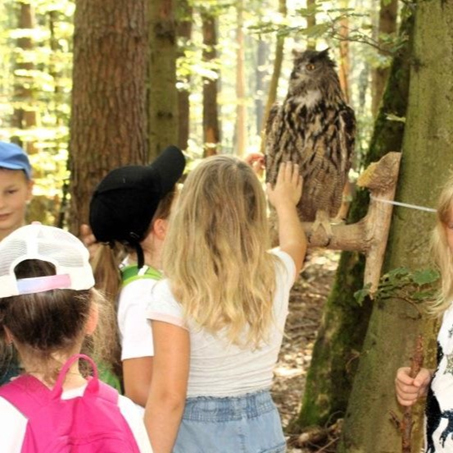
xmin=266 ymin=162 xmax=303 ymax=209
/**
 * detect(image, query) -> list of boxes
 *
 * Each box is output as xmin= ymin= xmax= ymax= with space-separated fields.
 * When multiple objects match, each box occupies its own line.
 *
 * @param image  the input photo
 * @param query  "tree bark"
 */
xmin=255 ymin=38 xmax=269 ymax=136
xmin=176 ymin=0 xmax=192 ymax=151
xmin=69 ymin=0 xmax=148 ymax=235
xmin=12 ymin=2 xmax=37 ymax=152
xmin=260 ymin=0 xmax=287 ymax=153
xmin=292 ymin=7 xmax=414 ymax=432
xmin=201 ymin=8 xmax=220 ymax=157
xmin=372 ymin=0 xmax=398 ymax=117
xmin=235 ymin=0 xmax=247 ymax=156
xmin=339 ymin=1 xmax=453 ymax=450
xmin=149 ymin=0 xmax=178 ymax=159
xmin=338 ymin=0 xmax=351 ymax=104
xmin=306 ymin=0 xmax=316 ymax=51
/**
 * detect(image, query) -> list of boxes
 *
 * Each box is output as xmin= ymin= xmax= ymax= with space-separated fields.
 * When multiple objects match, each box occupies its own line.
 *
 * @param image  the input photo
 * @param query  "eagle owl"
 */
xmin=265 ymin=48 xmax=356 ymax=238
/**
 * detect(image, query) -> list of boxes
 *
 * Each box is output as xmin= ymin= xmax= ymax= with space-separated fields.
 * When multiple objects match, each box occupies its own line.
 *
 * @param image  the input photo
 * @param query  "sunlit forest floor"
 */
xmin=272 ymin=249 xmax=341 ymax=453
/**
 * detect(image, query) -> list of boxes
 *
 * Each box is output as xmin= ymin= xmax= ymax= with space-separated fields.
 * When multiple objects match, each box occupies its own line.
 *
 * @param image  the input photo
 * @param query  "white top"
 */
xmin=147 ymin=249 xmax=296 ymax=398
xmin=0 ymin=386 xmax=152 ymax=453
xmin=426 ymin=303 xmax=453 ymax=451
xmin=118 ymin=277 xmax=158 ymax=360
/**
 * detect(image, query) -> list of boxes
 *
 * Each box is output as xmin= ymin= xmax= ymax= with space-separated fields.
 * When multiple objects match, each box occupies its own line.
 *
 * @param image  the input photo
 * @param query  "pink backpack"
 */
xmin=0 ymin=354 xmax=141 ymax=453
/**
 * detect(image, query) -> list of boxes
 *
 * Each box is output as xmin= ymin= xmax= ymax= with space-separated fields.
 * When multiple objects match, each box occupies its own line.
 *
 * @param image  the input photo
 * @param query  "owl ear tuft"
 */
xmin=292 ymin=49 xmax=303 ymax=59
xmin=319 ymin=47 xmax=330 ymax=57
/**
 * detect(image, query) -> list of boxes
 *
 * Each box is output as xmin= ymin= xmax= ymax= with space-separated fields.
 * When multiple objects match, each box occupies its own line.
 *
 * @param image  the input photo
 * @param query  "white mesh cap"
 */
xmin=0 ymin=223 xmax=95 ymax=298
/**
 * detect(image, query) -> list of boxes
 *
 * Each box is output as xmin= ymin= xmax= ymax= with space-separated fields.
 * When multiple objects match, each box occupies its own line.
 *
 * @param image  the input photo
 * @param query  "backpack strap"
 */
xmin=51 ymin=353 xmax=99 ymax=399
xmin=96 ymin=380 xmax=120 ymax=404
xmin=0 ymin=374 xmax=52 ymax=418
xmin=121 ymin=264 xmax=162 ymax=287
xmin=0 ymin=354 xmax=117 ymax=415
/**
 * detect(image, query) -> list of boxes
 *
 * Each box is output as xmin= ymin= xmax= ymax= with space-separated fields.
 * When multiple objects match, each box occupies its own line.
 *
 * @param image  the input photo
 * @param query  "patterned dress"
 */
xmin=426 ymin=304 xmax=453 ymax=451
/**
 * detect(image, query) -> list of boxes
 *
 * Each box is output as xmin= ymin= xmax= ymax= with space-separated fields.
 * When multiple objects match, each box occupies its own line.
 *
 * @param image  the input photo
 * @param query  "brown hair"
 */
xmin=0 ymin=259 xmax=117 ymax=383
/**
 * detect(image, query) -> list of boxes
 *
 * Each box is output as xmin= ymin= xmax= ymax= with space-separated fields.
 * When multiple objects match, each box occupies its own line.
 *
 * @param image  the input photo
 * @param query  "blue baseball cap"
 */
xmin=0 ymin=141 xmax=32 ymax=179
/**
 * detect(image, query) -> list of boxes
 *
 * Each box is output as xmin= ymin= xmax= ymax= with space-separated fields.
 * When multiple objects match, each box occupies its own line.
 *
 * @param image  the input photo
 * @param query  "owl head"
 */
xmin=288 ymin=48 xmax=337 ymax=94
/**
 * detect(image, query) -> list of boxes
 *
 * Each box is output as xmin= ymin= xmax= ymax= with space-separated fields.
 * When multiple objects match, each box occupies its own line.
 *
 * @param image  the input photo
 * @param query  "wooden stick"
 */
xmin=401 ymin=334 xmax=424 ymax=453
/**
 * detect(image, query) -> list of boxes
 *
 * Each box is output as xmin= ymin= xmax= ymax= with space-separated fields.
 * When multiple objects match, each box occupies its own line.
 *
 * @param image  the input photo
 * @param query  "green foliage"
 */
xmin=0 ymin=0 xmax=388 ymax=216
xmin=1 ymin=0 xmax=74 ymax=226
xmin=354 ymin=267 xmax=440 ymax=308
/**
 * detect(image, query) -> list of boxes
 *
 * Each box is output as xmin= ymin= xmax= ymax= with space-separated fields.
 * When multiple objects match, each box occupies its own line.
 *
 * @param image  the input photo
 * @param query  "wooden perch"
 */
xmin=304 ymin=152 xmax=402 ymax=295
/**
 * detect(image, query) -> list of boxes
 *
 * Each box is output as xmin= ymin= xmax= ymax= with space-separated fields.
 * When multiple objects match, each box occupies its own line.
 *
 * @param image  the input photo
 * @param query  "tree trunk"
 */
xmin=306 ymin=0 xmax=316 ymax=50
xmin=260 ymin=0 xmax=287 ymax=153
xmin=338 ymin=0 xmax=350 ymax=103
xmin=149 ymin=0 xmax=178 ymax=159
xmin=176 ymin=0 xmax=192 ymax=151
xmin=201 ymin=9 xmax=220 ymax=157
xmin=235 ymin=0 xmax=247 ymax=156
xmin=69 ymin=0 xmax=148 ymax=235
xmin=339 ymin=0 xmax=453 ymax=450
xmin=12 ymin=2 xmax=38 ymax=152
xmin=372 ymin=0 xmax=398 ymax=117
xmin=255 ymin=38 xmax=269 ymax=136
xmin=292 ymin=7 xmax=414 ymax=432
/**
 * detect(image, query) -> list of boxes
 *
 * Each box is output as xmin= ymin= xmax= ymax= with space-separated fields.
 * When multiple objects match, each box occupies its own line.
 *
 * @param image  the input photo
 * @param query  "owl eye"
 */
xmin=306 ymin=63 xmax=316 ymax=71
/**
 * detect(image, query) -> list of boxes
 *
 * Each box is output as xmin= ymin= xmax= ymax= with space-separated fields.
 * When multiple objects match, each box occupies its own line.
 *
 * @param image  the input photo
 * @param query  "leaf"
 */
xmin=411 ymin=269 xmax=440 ymax=286
xmin=412 ymin=290 xmax=436 ymax=301
xmin=354 ymin=283 xmax=372 ymax=306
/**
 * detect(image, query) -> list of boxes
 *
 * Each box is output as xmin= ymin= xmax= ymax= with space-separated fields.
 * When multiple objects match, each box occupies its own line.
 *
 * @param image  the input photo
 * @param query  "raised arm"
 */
xmin=266 ymin=162 xmax=307 ymax=275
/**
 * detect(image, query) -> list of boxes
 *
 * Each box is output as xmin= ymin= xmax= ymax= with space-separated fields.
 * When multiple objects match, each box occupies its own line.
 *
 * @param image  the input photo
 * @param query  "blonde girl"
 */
xmin=145 ymin=156 xmax=307 ymax=453
xmin=395 ymin=175 xmax=453 ymax=452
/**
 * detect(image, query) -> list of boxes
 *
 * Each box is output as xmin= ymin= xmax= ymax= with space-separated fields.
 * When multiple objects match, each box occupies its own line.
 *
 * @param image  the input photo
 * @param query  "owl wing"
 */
xmin=264 ymin=102 xmax=281 ymax=183
xmin=338 ymin=104 xmax=356 ymax=176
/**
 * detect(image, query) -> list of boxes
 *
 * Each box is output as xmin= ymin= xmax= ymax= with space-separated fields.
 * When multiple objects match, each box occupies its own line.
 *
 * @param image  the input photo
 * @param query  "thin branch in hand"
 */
xmin=401 ymin=335 xmax=424 ymax=453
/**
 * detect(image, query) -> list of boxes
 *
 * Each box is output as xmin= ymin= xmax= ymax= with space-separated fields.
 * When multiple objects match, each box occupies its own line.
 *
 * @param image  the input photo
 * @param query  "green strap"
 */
xmin=121 ymin=264 xmax=162 ymax=287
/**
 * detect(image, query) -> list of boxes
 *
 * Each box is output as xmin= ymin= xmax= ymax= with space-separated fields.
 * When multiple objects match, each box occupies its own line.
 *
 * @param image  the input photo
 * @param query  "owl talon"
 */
xmin=311 ymin=212 xmax=333 ymax=247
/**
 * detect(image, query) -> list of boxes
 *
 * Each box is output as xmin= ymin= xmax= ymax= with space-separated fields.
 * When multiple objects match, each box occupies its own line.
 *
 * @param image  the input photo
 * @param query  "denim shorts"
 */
xmin=173 ymin=389 xmax=286 ymax=453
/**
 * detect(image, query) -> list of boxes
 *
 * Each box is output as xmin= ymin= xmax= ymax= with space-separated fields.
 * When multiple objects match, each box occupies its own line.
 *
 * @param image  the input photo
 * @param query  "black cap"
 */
xmin=89 ymin=146 xmax=185 ymax=266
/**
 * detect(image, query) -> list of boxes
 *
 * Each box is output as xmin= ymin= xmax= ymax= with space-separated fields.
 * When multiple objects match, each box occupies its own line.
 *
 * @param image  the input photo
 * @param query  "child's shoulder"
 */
xmin=0 ymin=395 xmax=27 ymax=451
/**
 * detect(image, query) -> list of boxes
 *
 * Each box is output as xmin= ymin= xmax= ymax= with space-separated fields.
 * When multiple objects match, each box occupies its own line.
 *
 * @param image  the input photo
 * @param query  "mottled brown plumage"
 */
xmin=265 ymin=48 xmax=356 ymax=236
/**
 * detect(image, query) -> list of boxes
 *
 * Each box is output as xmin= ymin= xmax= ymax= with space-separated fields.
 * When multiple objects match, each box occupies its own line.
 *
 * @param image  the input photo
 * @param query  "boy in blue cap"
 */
xmin=0 ymin=142 xmax=33 ymax=242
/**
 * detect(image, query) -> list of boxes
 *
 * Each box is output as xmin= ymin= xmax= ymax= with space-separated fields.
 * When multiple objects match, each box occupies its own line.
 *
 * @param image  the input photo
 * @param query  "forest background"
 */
xmin=1 ymin=0 xmax=452 ymax=451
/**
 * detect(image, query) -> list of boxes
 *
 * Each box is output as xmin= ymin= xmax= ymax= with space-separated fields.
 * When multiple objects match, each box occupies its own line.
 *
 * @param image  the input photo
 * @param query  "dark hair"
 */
xmin=0 ymin=259 xmax=115 ymax=381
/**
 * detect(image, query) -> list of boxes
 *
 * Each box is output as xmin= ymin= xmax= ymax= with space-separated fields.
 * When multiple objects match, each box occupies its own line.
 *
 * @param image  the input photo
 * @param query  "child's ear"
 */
xmin=85 ymin=303 xmax=99 ymax=336
xmin=3 ymin=327 xmax=14 ymax=345
xmin=153 ymin=218 xmax=168 ymax=241
xmin=26 ymin=179 xmax=34 ymax=202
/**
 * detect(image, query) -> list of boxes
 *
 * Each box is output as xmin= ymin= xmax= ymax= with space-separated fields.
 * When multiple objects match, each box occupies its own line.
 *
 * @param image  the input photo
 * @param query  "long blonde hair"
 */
xmin=429 ymin=175 xmax=453 ymax=316
xmin=163 ymin=155 xmax=278 ymax=348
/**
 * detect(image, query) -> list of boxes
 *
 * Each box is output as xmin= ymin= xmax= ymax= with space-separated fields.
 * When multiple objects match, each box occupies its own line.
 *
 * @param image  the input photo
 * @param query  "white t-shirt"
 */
xmin=0 ymin=385 xmax=152 ymax=453
xmin=147 ymin=249 xmax=296 ymax=398
xmin=426 ymin=303 xmax=453 ymax=452
xmin=118 ymin=278 xmax=159 ymax=361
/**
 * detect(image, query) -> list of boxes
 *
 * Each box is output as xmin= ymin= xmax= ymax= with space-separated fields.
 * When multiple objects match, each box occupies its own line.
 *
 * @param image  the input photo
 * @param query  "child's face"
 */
xmin=0 ymin=169 xmax=33 ymax=241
